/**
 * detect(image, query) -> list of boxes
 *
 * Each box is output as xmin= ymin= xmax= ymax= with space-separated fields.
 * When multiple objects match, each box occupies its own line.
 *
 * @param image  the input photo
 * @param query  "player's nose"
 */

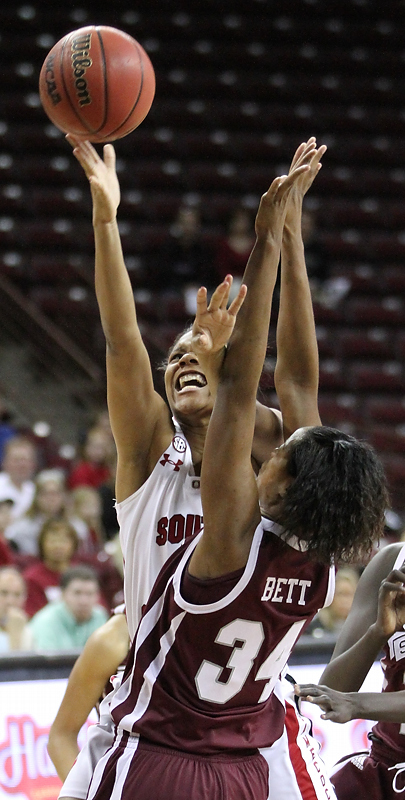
xmin=179 ymin=352 xmax=199 ymax=366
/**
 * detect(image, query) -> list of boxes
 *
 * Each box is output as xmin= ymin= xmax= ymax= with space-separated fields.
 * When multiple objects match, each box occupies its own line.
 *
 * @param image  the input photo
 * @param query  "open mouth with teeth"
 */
xmin=176 ymin=372 xmax=208 ymax=391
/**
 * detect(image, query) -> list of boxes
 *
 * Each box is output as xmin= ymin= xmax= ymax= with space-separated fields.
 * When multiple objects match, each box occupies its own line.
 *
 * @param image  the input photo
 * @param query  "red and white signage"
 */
xmin=0 ymin=663 xmax=384 ymax=797
xmin=0 ymin=679 xmax=96 ymax=800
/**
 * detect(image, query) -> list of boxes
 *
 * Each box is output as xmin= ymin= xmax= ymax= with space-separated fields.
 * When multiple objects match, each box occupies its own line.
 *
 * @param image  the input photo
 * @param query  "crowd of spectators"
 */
xmin=0 ymin=413 xmax=123 ymax=654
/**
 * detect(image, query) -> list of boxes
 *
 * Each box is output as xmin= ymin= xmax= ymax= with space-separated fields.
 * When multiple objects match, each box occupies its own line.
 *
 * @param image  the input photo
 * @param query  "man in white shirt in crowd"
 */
xmin=0 ymin=436 xmax=37 ymax=520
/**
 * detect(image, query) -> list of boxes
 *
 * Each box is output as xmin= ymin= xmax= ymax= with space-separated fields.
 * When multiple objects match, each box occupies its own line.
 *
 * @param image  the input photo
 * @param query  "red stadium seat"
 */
xmin=338 ymin=328 xmax=394 ymax=360
xmin=318 ymin=359 xmax=347 ymax=391
xmin=346 ymin=296 xmax=405 ymax=326
xmin=318 ymin=393 xmax=362 ymax=427
xmin=349 ymin=360 xmax=405 ymax=392
xmin=366 ymin=396 xmax=405 ymax=425
xmin=367 ymin=424 xmax=405 ymax=455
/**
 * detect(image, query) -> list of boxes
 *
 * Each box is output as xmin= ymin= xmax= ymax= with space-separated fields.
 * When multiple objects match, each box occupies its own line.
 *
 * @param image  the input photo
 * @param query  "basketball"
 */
xmin=39 ymin=25 xmax=156 ymax=142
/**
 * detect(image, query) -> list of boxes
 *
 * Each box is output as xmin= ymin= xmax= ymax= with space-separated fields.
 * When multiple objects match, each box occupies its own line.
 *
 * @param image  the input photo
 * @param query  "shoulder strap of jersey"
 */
xmin=392 ymin=542 xmax=405 ymax=571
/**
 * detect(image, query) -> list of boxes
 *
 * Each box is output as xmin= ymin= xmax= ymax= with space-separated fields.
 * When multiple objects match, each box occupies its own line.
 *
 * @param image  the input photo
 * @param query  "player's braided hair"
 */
xmin=279 ymin=426 xmax=388 ymax=564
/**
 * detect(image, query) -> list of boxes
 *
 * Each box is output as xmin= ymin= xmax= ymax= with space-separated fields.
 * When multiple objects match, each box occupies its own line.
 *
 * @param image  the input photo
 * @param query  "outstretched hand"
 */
xmin=294 ymin=683 xmax=355 ymax=724
xmin=254 ymin=160 xmax=311 ymax=240
xmin=375 ymin=566 xmax=405 ymax=639
xmin=191 ymin=275 xmax=247 ymax=357
xmin=283 ymin=137 xmax=327 ymax=227
xmin=290 ymin=137 xmax=327 ymax=195
xmin=66 ymin=135 xmax=120 ymax=224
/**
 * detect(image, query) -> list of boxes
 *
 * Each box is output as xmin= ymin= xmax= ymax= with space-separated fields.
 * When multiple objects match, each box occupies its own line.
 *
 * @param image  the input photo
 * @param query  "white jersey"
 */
xmin=117 ymin=422 xmax=202 ymax=641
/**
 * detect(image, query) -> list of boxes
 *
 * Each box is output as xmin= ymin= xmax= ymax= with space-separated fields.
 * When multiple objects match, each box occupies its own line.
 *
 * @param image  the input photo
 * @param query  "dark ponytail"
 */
xmin=279 ymin=427 xmax=388 ymax=564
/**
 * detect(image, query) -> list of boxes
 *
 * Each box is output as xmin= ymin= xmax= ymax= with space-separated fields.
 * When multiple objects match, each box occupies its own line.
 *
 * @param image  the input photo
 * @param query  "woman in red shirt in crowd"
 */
xmin=68 ymin=426 xmax=114 ymax=490
xmin=23 ymin=518 xmax=78 ymax=617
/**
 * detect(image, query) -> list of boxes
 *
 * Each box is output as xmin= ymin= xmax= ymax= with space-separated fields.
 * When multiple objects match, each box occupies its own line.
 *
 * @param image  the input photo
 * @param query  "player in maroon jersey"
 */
xmin=82 ymin=152 xmax=387 ymax=800
xmin=296 ymin=543 xmax=405 ymax=799
xmin=58 ymin=137 xmax=338 ymax=800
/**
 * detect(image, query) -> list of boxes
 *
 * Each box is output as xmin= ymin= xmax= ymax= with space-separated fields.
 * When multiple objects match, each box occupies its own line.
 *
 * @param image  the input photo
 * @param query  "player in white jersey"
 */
xmin=58 ymin=137 xmax=336 ymax=799
xmin=117 ymin=420 xmax=202 ymax=640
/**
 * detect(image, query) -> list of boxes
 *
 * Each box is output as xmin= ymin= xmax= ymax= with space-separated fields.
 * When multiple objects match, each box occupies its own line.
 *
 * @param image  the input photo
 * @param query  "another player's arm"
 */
xmin=191 ymin=164 xmax=311 ymax=579
xmin=47 ymin=614 xmax=129 ymax=781
xmin=297 ymin=561 xmax=405 ymax=721
xmin=190 ymin=280 xmax=284 ymax=464
xmin=274 ymin=138 xmax=326 ymax=439
xmin=244 ymin=139 xmax=325 ymax=460
xmin=318 ymin=544 xmax=405 ymax=692
xmin=249 ymin=139 xmax=325 ymax=463
xmin=295 ymin=683 xmax=405 ymax=725
xmin=67 ymin=137 xmax=172 ymax=502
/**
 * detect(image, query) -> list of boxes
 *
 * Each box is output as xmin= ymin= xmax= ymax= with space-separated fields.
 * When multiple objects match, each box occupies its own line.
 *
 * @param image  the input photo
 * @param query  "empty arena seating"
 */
xmin=1 ymin=0 xmax=405 ymax=513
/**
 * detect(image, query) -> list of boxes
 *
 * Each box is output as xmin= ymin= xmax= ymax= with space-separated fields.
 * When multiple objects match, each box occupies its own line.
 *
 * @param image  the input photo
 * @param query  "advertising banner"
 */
xmin=0 ymin=663 xmax=384 ymax=797
xmin=0 ymin=679 xmax=96 ymax=800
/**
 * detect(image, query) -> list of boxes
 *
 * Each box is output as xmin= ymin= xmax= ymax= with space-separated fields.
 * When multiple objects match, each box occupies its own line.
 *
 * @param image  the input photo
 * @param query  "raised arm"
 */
xmin=296 ymin=563 xmax=405 ymax=722
xmin=316 ymin=544 xmax=404 ymax=691
xmin=67 ymin=136 xmax=173 ymax=501
xmin=275 ymin=138 xmax=326 ymax=439
xmin=249 ymin=139 xmax=326 ymax=460
xmin=190 ymin=162 xmax=312 ymax=578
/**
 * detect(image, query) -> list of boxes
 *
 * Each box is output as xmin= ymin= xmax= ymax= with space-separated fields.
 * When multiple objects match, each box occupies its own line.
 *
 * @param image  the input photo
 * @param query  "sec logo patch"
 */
xmin=173 ymin=435 xmax=187 ymax=453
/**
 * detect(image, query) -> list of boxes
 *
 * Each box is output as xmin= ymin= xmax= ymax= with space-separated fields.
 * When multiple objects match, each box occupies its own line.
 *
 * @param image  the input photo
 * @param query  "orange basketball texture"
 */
xmin=39 ymin=25 xmax=156 ymax=142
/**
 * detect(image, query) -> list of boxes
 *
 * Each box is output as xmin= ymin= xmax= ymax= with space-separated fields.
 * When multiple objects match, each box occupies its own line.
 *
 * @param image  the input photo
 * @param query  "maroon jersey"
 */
xmin=111 ymin=518 xmax=334 ymax=755
xmin=369 ymin=544 xmax=405 ymax=763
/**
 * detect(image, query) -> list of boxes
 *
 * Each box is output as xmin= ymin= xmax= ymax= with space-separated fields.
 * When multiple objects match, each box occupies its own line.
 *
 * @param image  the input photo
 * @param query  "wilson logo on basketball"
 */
xmin=43 ymin=54 xmax=62 ymax=106
xmin=39 ymin=25 xmax=156 ymax=143
xmin=71 ymin=33 xmax=92 ymax=106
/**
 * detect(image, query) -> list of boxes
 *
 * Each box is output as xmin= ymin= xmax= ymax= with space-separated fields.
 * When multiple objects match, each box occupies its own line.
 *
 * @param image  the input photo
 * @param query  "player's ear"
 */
xmin=278 ymin=473 xmax=293 ymax=498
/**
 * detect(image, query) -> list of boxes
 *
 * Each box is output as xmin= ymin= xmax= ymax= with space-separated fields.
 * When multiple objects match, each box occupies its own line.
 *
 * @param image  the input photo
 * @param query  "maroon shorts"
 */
xmin=87 ymin=735 xmax=269 ymax=800
xmin=332 ymin=753 xmax=405 ymax=800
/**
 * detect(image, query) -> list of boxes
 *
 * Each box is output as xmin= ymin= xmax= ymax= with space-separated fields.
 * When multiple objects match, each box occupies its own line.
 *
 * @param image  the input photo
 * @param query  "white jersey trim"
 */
xmin=263 ymin=517 xmax=308 ymax=552
xmin=393 ymin=543 xmax=405 ymax=571
xmin=111 ymin=575 xmax=177 ymax=711
xmin=119 ymin=611 xmax=186 ymax=730
xmin=323 ymin=566 xmax=336 ymax=609
xmin=115 ymin=420 xmax=194 ymax=512
xmin=87 ymin=728 xmax=126 ymax=800
xmin=266 ymin=517 xmax=335 ymax=610
xmin=172 ymin=522 xmax=263 ymax=614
